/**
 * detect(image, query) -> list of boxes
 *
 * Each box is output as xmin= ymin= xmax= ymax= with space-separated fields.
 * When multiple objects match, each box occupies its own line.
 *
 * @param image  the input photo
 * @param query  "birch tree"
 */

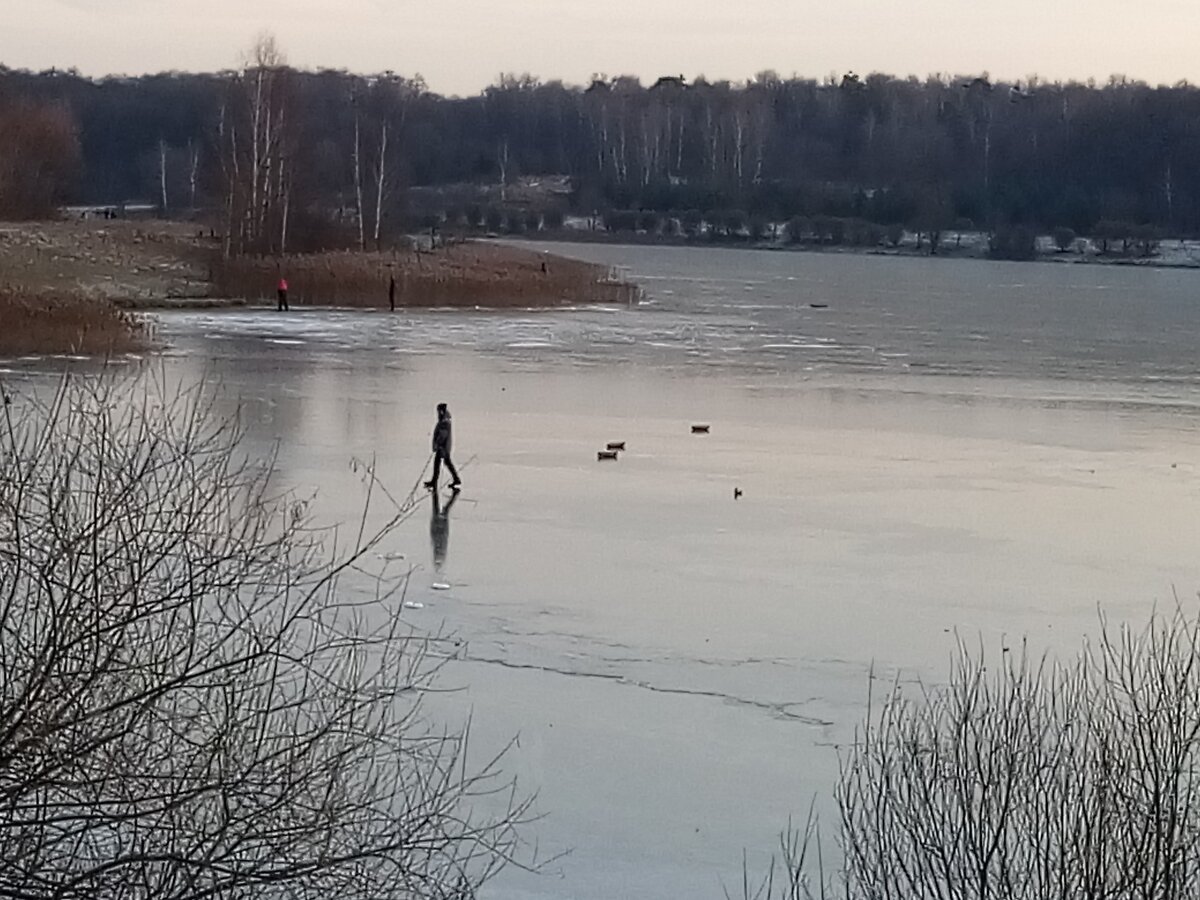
xmin=352 ymin=84 xmax=366 ymax=250
xmin=362 ymin=74 xmax=419 ymax=248
xmin=217 ymin=33 xmax=293 ymax=256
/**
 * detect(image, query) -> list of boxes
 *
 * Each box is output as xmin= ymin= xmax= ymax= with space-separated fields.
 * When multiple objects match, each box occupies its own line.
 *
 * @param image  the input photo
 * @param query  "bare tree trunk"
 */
xmin=498 ymin=140 xmax=509 ymax=202
xmin=261 ymin=100 xmax=275 ymax=241
xmin=373 ymin=120 xmax=389 ymax=247
xmin=274 ymin=147 xmax=286 ymax=255
xmin=617 ymin=119 xmax=628 ymax=184
xmin=353 ymin=99 xmax=365 ymax=251
xmin=675 ymin=114 xmax=685 ymax=174
xmin=158 ymin=138 xmax=169 ymax=215
xmin=734 ymin=117 xmax=745 ymax=186
xmin=640 ymin=115 xmax=651 ymax=187
xmin=1165 ymin=163 xmax=1175 ymax=224
xmin=188 ymin=141 xmax=199 ymax=210
xmin=250 ymin=68 xmax=263 ymax=240
xmin=706 ymin=105 xmax=718 ymax=177
xmin=280 ymin=163 xmax=290 ymax=255
xmin=983 ymin=122 xmax=992 ymax=223
xmin=595 ymin=107 xmax=607 ymax=178
xmin=752 ymin=115 xmax=765 ymax=186
xmin=219 ymin=104 xmax=237 ymax=258
xmin=663 ymin=104 xmax=673 ymax=177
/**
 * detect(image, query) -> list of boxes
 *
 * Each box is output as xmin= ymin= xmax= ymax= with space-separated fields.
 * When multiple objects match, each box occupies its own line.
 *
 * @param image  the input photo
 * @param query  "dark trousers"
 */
xmin=277 ymin=289 xmax=289 ymax=311
xmin=431 ymin=450 xmax=460 ymax=486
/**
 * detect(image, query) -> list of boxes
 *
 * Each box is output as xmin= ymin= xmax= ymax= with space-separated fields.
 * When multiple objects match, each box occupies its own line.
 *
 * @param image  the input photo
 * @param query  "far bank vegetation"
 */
xmin=0 ymin=286 xmax=148 ymax=356
xmin=744 ymin=607 xmax=1200 ymax=900
xmin=0 ymin=38 xmax=636 ymax=353
xmin=207 ymin=37 xmax=633 ymax=305
xmin=213 ymin=242 xmax=636 ymax=307
xmin=11 ymin=46 xmax=1200 ymax=265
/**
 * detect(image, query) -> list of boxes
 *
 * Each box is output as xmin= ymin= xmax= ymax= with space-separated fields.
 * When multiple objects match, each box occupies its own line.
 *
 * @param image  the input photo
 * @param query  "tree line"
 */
xmin=5 ymin=44 xmax=1200 ymax=250
xmin=0 ymin=92 xmax=79 ymax=219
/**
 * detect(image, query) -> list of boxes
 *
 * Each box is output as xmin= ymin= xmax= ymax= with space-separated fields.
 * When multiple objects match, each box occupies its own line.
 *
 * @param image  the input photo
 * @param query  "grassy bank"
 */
xmin=0 ymin=220 xmax=639 ymax=310
xmin=0 ymin=221 xmax=212 ymax=302
xmin=212 ymin=242 xmax=639 ymax=308
xmin=0 ymin=220 xmax=638 ymax=354
xmin=0 ymin=287 xmax=149 ymax=355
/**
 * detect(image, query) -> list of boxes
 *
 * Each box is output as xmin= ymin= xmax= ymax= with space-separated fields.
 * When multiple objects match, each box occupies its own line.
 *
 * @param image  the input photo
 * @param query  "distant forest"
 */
xmin=5 ymin=42 xmax=1200 ymax=254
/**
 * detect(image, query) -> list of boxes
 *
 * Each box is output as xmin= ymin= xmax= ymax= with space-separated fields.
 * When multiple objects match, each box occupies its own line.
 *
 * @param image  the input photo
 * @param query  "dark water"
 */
xmin=6 ymin=244 xmax=1200 ymax=898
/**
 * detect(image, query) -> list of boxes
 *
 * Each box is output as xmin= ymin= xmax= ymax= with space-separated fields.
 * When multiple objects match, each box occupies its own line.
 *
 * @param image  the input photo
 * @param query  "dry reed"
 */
xmin=0 ymin=287 xmax=149 ymax=355
xmin=211 ymin=242 xmax=639 ymax=308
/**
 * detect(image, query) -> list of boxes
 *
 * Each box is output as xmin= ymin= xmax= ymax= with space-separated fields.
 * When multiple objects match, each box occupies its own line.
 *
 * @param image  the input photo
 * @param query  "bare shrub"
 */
xmin=746 ymin=608 xmax=1200 ymax=900
xmin=0 ymin=287 xmax=149 ymax=355
xmin=839 ymin=609 xmax=1200 ymax=900
xmin=0 ymin=374 xmax=529 ymax=898
xmin=730 ymin=803 xmax=826 ymax=900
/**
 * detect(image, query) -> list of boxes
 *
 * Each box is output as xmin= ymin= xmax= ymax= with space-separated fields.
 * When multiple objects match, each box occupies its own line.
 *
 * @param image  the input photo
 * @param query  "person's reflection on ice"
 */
xmin=430 ymin=489 xmax=459 ymax=572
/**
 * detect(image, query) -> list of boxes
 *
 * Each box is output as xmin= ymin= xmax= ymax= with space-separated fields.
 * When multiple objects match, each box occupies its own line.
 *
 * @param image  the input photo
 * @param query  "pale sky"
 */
xmin=3 ymin=0 xmax=1198 ymax=95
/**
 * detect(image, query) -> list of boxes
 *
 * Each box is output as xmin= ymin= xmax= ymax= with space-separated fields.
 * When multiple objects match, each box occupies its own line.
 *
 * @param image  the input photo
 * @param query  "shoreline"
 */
xmin=511 ymin=229 xmax=1200 ymax=271
xmin=0 ymin=221 xmax=638 ymax=309
xmin=113 ymin=296 xmax=247 ymax=310
xmin=211 ymin=241 xmax=636 ymax=309
xmin=0 ymin=221 xmax=638 ymax=354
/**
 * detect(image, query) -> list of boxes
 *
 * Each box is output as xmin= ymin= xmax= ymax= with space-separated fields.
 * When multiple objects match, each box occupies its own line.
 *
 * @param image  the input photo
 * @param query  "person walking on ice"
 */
xmin=277 ymin=276 xmax=289 ymax=311
xmin=425 ymin=403 xmax=461 ymax=491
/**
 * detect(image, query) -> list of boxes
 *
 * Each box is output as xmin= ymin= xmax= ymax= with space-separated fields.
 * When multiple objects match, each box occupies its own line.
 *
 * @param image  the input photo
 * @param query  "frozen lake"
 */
xmin=16 ymin=244 xmax=1200 ymax=898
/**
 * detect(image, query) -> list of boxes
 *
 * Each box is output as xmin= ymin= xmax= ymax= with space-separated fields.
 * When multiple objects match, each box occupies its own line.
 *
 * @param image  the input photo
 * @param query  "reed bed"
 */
xmin=0 ymin=287 xmax=149 ymax=355
xmin=211 ymin=242 xmax=639 ymax=308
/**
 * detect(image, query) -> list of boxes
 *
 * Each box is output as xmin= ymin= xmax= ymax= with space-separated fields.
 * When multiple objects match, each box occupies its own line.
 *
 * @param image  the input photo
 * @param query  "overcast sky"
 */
xmin=3 ymin=0 xmax=1197 ymax=95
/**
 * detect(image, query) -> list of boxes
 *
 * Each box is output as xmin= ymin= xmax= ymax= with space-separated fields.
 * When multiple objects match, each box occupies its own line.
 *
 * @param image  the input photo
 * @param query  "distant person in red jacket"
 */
xmin=277 ymin=277 xmax=289 ymax=311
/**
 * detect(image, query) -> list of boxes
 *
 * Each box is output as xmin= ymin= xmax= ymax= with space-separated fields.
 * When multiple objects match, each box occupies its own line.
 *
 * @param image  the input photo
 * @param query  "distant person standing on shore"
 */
xmin=388 ymin=274 xmax=396 ymax=311
xmin=277 ymin=276 xmax=289 ymax=311
xmin=425 ymin=403 xmax=461 ymax=491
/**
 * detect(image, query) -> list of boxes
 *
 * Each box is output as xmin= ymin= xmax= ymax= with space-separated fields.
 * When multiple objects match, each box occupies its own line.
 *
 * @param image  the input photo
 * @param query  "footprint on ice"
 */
xmin=431 ymin=583 xmax=451 ymax=591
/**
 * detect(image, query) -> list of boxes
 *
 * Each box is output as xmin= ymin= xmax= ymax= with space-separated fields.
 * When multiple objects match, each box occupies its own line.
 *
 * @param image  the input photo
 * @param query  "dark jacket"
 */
xmin=432 ymin=414 xmax=452 ymax=454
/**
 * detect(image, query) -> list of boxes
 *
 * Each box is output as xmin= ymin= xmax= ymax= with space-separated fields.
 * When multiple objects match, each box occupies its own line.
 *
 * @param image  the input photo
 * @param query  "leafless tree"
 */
xmin=158 ymin=138 xmax=169 ymax=214
xmin=0 ymin=373 xmax=530 ymax=899
xmin=372 ymin=114 xmax=390 ymax=247
xmin=352 ymin=85 xmax=366 ymax=251
xmin=217 ymin=34 xmax=293 ymax=256
xmin=352 ymin=73 xmax=419 ymax=249
xmin=188 ymin=140 xmax=200 ymax=211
